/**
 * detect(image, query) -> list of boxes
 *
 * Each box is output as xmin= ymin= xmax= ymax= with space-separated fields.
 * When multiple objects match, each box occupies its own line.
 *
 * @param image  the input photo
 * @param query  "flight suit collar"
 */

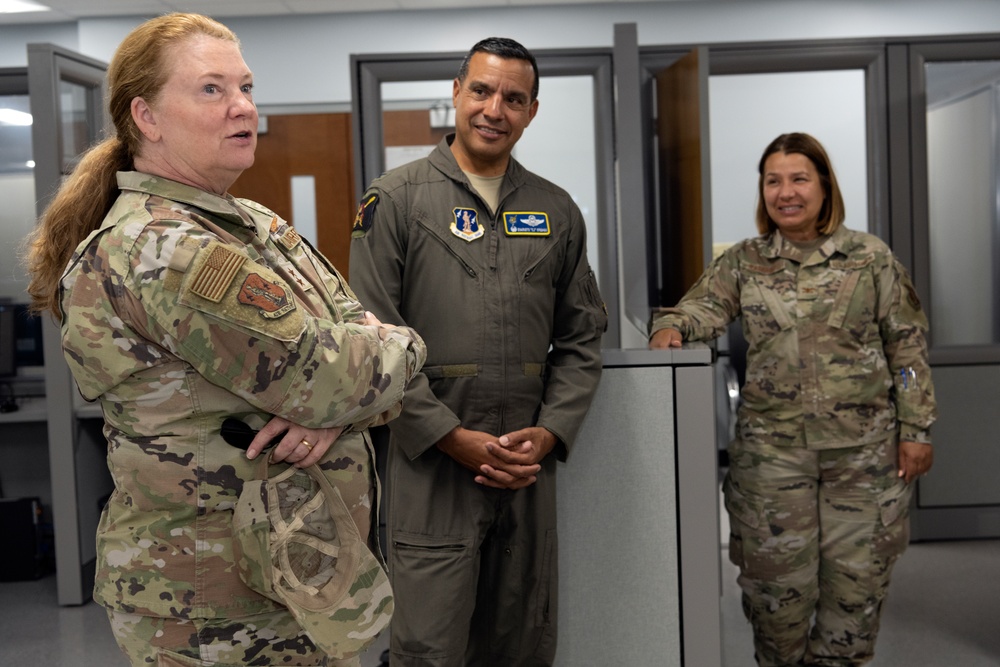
xmin=430 ymin=134 xmax=528 ymax=200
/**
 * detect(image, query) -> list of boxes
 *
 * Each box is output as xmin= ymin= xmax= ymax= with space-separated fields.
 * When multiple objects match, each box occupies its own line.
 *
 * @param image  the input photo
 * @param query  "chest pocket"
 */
xmin=741 ymin=262 xmax=796 ymax=333
xmin=825 ymin=256 xmax=876 ymax=333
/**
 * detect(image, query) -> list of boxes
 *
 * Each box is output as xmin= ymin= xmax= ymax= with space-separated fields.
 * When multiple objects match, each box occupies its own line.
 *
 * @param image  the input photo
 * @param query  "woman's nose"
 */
xmin=232 ymin=93 xmax=255 ymax=116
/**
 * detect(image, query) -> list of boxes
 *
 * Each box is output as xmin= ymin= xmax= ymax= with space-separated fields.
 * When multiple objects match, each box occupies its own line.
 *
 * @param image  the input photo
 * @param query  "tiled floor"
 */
xmin=1 ymin=540 xmax=997 ymax=666
xmin=720 ymin=538 xmax=1000 ymax=666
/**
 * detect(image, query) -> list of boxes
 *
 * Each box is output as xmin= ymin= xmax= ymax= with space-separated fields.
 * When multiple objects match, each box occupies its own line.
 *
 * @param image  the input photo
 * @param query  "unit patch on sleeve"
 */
xmin=451 ymin=207 xmax=484 ymax=242
xmin=352 ymin=193 xmax=379 ymax=238
xmin=238 ymin=274 xmax=296 ymax=319
xmin=503 ymin=211 xmax=550 ymax=236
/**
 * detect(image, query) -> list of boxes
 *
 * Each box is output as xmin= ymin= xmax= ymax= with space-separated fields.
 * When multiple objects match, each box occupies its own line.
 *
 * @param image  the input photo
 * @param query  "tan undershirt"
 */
xmin=464 ymin=171 xmax=505 ymax=215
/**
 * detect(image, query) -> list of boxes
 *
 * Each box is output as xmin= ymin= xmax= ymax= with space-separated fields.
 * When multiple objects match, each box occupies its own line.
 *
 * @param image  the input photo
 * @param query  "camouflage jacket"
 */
xmin=650 ymin=226 xmax=937 ymax=449
xmin=60 ymin=172 xmax=426 ymax=618
xmin=350 ymin=136 xmax=606 ymax=460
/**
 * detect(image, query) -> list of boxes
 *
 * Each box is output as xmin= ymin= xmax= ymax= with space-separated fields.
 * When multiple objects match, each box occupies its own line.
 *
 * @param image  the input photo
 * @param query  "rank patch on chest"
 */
xmin=238 ymin=274 xmax=296 ymax=318
xmin=278 ymin=227 xmax=302 ymax=250
xmin=451 ymin=207 xmax=484 ymax=242
xmin=503 ymin=211 xmax=550 ymax=236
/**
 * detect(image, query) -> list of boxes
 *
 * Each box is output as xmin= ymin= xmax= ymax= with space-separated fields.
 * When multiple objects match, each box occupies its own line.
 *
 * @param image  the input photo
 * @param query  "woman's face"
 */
xmin=761 ymin=151 xmax=826 ymax=241
xmin=135 ymin=35 xmax=257 ymax=194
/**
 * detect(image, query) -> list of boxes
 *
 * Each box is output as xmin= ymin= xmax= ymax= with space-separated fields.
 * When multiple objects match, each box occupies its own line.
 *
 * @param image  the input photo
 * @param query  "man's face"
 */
xmin=450 ymin=51 xmax=538 ymax=176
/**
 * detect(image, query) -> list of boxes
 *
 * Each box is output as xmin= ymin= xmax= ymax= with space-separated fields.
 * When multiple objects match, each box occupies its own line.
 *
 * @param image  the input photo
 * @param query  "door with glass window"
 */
xmin=900 ymin=39 xmax=1000 ymax=540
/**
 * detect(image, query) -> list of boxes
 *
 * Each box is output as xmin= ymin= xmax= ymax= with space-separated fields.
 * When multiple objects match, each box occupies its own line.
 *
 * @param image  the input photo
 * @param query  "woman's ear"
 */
xmin=131 ymin=97 xmax=160 ymax=142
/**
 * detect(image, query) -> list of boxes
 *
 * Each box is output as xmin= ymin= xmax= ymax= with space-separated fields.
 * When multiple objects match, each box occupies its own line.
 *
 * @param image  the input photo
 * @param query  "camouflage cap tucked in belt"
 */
xmin=232 ymin=458 xmax=393 ymax=659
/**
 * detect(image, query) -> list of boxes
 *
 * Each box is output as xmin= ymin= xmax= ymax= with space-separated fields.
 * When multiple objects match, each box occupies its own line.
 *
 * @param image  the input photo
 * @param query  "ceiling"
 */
xmin=0 ymin=0 xmax=674 ymax=26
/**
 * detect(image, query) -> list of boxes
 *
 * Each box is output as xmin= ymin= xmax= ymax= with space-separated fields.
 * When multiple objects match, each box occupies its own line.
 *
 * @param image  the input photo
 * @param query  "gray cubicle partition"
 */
xmin=556 ymin=346 xmax=721 ymax=666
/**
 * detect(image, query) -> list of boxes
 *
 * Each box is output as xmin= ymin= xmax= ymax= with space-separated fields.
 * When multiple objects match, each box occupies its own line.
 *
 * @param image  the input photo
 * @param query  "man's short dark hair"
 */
xmin=457 ymin=37 xmax=539 ymax=101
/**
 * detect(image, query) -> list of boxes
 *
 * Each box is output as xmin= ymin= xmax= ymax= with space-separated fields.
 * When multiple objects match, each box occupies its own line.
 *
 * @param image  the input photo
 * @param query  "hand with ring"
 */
xmin=247 ymin=416 xmax=345 ymax=468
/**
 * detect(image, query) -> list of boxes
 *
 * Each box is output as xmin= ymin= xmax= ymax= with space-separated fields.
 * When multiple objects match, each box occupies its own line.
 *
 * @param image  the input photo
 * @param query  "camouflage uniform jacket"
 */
xmin=350 ymin=136 xmax=607 ymax=459
xmin=60 ymin=172 xmax=426 ymax=619
xmin=650 ymin=226 xmax=936 ymax=449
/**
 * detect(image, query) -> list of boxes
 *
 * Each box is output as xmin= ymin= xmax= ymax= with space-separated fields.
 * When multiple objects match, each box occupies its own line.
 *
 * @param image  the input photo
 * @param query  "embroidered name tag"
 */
xmin=451 ymin=207 xmax=484 ymax=242
xmin=503 ymin=211 xmax=550 ymax=236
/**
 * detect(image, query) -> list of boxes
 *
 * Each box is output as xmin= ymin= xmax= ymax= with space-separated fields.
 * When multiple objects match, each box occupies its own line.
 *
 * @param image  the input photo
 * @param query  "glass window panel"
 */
xmin=925 ymin=61 xmax=1000 ymax=346
xmin=0 ymin=93 xmax=37 ymax=299
xmin=0 ymin=94 xmax=33 ymax=174
xmin=58 ymin=79 xmax=92 ymax=166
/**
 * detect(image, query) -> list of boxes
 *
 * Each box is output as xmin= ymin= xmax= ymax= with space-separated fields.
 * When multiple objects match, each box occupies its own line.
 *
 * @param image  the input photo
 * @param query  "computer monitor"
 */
xmin=12 ymin=304 xmax=44 ymax=371
xmin=0 ymin=303 xmax=16 ymax=379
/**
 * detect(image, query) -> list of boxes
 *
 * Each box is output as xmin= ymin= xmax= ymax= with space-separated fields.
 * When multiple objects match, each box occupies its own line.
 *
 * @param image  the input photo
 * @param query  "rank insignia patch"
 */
xmin=450 ymin=207 xmax=484 ymax=242
xmin=503 ymin=211 xmax=550 ymax=236
xmin=279 ymin=227 xmax=302 ymax=250
xmin=352 ymin=193 xmax=378 ymax=238
xmin=238 ymin=274 xmax=296 ymax=318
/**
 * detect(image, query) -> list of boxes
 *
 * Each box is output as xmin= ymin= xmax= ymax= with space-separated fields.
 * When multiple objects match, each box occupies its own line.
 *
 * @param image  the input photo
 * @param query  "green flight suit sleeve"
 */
xmin=536 ymin=203 xmax=607 ymax=459
xmin=349 ymin=187 xmax=463 ymax=458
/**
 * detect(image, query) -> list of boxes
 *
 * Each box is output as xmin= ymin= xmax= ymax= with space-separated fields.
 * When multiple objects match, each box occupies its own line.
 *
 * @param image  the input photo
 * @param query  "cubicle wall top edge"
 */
xmin=602 ymin=345 xmax=713 ymax=368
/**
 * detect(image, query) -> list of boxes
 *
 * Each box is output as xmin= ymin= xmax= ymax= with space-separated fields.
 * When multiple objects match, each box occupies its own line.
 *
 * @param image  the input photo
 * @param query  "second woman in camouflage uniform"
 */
xmin=649 ymin=133 xmax=936 ymax=667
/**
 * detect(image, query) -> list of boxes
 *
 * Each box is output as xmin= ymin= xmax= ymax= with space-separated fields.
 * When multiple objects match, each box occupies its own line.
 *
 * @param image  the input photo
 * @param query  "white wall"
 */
xmin=4 ymin=0 xmax=1000 ymax=103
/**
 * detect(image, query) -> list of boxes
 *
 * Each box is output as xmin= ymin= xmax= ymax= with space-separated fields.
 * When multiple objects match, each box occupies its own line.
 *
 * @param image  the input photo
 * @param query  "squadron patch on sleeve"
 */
xmin=190 ymin=244 xmax=246 ymax=303
xmin=238 ymin=274 xmax=296 ymax=319
xmin=352 ymin=193 xmax=379 ymax=238
xmin=503 ymin=211 xmax=550 ymax=236
xmin=451 ymin=207 xmax=484 ymax=242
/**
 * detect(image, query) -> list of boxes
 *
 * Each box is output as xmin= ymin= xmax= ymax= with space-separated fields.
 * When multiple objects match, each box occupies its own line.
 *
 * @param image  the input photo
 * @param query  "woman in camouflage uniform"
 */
xmin=24 ymin=13 xmax=425 ymax=667
xmin=649 ymin=133 xmax=936 ymax=666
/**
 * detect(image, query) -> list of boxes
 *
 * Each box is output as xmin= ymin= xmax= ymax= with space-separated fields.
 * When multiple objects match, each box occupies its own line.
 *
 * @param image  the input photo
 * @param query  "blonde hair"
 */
xmin=754 ymin=132 xmax=846 ymax=237
xmin=24 ymin=13 xmax=239 ymax=317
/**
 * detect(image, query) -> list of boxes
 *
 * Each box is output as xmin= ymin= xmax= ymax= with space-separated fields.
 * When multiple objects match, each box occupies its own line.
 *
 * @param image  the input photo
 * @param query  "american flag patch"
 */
xmin=190 ymin=245 xmax=246 ymax=302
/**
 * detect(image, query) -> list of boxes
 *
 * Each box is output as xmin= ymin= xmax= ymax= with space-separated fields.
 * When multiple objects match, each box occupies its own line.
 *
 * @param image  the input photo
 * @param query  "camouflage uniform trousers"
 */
xmin=107 ymin=608 xmax=363 ymax=667
xmin=723 ymin=435 xmax=913 ymax=667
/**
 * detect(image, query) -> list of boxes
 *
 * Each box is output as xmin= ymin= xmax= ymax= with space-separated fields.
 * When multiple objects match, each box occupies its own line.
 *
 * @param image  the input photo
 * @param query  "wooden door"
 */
xmin=656 ymin=47 xmax=712 ymax=306
xmin=230 ymin=113 xmax=356 ymax=278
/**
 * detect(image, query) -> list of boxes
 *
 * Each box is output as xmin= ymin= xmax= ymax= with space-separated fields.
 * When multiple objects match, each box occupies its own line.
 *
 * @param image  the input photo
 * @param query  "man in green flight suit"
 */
xmin=350 ymin=36 xmax=607 ymax=667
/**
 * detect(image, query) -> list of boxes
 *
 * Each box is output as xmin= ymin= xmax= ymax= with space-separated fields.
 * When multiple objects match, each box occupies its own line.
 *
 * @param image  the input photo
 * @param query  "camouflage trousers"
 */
xmin=724 ymin=436 xmax=912 ymax=667
xmin=107 ymin=608 xmax=363 ymax=666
